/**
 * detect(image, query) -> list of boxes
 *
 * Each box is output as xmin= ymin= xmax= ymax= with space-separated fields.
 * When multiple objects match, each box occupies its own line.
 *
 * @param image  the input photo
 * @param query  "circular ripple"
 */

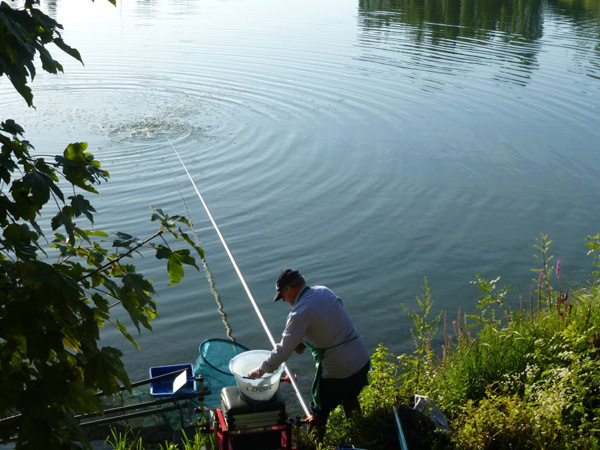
xmin=108 ymin=118 xmax=192 ymax=145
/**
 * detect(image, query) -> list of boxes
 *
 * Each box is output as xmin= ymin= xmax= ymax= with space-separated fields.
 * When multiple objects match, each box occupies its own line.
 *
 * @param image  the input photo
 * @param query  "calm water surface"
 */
xmin=2 ymin=0 xmax=600 ymax=411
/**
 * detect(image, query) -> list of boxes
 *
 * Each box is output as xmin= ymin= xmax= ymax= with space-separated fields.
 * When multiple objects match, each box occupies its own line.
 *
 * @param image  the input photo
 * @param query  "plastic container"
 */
xmin=149 ymin=363 xmax=196 ymax=396
xmin=229 ymin=350 xmax=284 ymax=403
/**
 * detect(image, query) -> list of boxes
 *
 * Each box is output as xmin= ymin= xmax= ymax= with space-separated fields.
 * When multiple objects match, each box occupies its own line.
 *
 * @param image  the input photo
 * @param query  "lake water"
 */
xmin=2 ymin=0 xmax=600 ymax=413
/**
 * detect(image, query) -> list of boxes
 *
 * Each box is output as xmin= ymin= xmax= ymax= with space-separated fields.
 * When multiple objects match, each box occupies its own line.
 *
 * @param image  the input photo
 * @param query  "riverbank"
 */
xmin=317 ymin=234 xmax=600 ymax=449
xmin=101 ymin=234 xmax=600 ymax=449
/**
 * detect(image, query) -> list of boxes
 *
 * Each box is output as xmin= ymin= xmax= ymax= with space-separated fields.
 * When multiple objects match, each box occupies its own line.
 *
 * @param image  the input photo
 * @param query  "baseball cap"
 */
xmin=273 ymin=269 xmax=302 ymax=301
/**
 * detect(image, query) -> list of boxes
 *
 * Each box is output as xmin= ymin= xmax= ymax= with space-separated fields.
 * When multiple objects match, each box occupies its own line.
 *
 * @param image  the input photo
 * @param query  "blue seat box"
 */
xmin=149 ymin=363 xmax=196 ymax=396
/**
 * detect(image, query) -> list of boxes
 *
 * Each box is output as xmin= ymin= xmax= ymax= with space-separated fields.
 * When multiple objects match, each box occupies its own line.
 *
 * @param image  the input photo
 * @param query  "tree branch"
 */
xmin=78 ymin=229 xmax=163 ymax=282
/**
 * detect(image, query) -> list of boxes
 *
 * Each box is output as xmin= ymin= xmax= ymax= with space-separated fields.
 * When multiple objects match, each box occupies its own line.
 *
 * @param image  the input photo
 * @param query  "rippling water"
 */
xmin=2 ymin=0 xmax=600 ymax=411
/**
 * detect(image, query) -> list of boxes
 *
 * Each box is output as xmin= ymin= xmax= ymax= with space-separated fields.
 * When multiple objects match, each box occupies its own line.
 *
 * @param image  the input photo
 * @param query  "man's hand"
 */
xmin=247 ymin=366 xmax=264 ymax=378
xmin=295 ymin=342 xmax=306 ymax=354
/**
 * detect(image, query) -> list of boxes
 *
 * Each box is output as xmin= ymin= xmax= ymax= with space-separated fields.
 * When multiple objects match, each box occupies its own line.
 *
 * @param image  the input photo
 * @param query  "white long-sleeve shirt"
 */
xmin=261 ymin=285 xmax=370 ymax=378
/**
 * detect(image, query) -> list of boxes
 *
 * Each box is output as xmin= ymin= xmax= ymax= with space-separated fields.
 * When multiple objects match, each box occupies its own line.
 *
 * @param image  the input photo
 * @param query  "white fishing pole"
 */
xmin=167 ymin=137 xmax=311 ymax=419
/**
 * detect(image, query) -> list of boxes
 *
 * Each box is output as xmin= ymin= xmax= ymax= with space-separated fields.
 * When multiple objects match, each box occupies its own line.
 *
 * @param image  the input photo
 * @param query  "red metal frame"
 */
xmin=215 ymin=408 xmax=294 ymax=450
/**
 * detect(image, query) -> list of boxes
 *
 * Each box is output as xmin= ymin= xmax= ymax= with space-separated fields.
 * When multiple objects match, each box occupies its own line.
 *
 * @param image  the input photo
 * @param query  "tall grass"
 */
xmin=102 ymin=421 xmax=215 ymax=450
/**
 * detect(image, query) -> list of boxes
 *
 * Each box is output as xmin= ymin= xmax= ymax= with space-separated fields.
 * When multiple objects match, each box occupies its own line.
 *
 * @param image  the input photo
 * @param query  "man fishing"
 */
xmin=248 ymin=269 xmax=370 ymax=437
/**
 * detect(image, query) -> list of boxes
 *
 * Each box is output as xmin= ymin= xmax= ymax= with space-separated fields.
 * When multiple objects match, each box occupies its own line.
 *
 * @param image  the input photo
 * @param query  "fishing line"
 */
xmin=166 ymin=136 xmax=311 ymax=419
xmin=176 ymin=181 xmax=235 ymax=341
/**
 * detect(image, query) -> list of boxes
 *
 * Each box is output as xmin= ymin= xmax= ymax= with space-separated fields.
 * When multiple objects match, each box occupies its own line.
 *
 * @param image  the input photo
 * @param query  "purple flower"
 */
xmin=556 ymin=260 xmax=561 ymax=277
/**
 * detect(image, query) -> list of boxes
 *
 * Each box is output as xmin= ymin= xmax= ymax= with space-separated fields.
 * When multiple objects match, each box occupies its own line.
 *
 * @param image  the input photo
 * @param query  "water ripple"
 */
xmin=108 ymin=119 xmax=192 ymax=145
xmin=3 ymin=0 xmax=599 ymax=383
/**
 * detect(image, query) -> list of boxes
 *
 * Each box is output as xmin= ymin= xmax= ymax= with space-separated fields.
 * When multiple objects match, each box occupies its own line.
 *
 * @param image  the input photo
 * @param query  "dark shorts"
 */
xmin=311 ymin=360 xmax=371 ymax=423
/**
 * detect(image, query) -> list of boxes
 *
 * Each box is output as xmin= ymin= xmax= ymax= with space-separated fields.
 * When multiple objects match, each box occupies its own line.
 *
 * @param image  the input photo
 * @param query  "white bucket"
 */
xmin=229 ymin=350 xmax=284 ymax=403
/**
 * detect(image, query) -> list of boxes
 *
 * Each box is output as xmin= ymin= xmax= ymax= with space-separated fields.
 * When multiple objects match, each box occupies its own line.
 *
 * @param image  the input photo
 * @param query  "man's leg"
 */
xmin=310 ymin=361 xmax=371 ymax=438
xmin=340 ymin=361 xmax=370 ymax=417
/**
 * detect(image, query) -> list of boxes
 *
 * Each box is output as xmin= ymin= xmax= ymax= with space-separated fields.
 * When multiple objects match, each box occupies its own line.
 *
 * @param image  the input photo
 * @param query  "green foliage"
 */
xmin=418 ymin=236 xmax=600 ymax=449
xmin=585 ymin=231 xmax=600 ymax=281
xmin=0 ymin=0 xmax=114 ymax=107
xmin=469 ymin=274 xmax=513 ymax=324
xmin=401 ymin=278 xmax=441 ymax=390
xmin=0 ymin=3 xmax=204 ymax=446
xmin=361 ymin=343 xmax=404 ymax=412
xmin=320 ymin=344 xmax=404 ymax=450
xmin=452 ymin=394 xmax=548 ymax=450
xmin=531 ymin=233 xmax=556 ymax=308
xmin=308 ymin=235 xmax=600 ymax=450
xmin=102 ymin=424 xmax=215 ymax=450
xmin=105 ymin=428 xmax=144 ymax=450
xmin=0 ymin=121 xmax=203 ymax=449
xmin=177 ymin=425 xmax=217 ymax=450
xmin=449 ymin=296 xmax=600 ymax=450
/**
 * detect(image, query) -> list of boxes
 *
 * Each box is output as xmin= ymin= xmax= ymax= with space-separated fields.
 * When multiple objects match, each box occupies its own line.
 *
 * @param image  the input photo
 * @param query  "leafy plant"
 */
xmin=585 ymin=232 xmax=600 ymax=282
xmin=469 ymin=274 xmax=513 ymax=325
xmin=0 ymin=1 xmax=203 ymax=448
xmin=401 ymin=278 xmax=441 ymax=390
xmin=0 ymin=0 xmax=114 ymax=107
xmin=321 ymin=344 xmax=404 ymax=450
xmin=0 ymin=123 xmax=203 ymax=448
xmin=531 ymin=233 xmax=556 ymax=308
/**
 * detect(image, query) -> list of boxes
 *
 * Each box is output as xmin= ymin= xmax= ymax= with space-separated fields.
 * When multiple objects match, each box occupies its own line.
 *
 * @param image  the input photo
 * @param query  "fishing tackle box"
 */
xmin=220 ymin=385 xmax=287 ymax=429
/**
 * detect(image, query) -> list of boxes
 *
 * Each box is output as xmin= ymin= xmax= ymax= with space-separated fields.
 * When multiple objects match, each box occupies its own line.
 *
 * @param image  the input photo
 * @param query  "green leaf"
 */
xmin=116 ymin=272 xmax=157 ymax=333
xmin=150 ymin=207 xmax=176 ymax=229
xmin=155 ymin=245 xmax=171 ymax=261
xmin=69 ymin=194 xmax=96 ymax=223
xmin=167 ymin=249 xmax=198 ymax=285
xmin=51 ymin=205 xmax=75 ymax=239
xmin=55 ymin=143 xmax=108 ymax=193
xmin=3 ymin=222 xmax=38 ymax=245
xmin=38 ymin=43 xmax=63 ymax=74
xmin=1 ymin=119 xmax=25 ymax=136
xmin=10 ymin=184 xmax=40 ymax=221
xmin=114 ymin=319 xmax=140 ymax=349
xmin=179 ymin=230 xmax=205 ymax=259
xmin=83 ymin=346 xmax=128 ymax=394
xmin=63 ymin=142 xmax=88 ymax=164
xmin=53 ymin=37 xmax=83 ymax=64
xmin=22 ymin=171 xmax=54 ymax=204
xmin=24 ymin=260 xmax=82 ymax=302
xmin=2 ymin=223 xmax=40 ymax=259
xmin=121 ymin=272 xmax=155 ymax=300
xmin=113 ymin=232 xmax=139 ymax=248
xmin=85 ymin=229 xmax=108 ymax=238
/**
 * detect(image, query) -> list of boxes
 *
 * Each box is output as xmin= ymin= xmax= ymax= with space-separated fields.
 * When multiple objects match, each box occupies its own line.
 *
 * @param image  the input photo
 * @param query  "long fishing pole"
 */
xmin=166 ymin=137 xmax=311 ymax=419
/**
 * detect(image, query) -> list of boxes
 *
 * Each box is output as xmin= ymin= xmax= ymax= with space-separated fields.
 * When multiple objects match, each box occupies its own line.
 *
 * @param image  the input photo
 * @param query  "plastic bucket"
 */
xmin=229 ymin=350 xmax=284 ymax=403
